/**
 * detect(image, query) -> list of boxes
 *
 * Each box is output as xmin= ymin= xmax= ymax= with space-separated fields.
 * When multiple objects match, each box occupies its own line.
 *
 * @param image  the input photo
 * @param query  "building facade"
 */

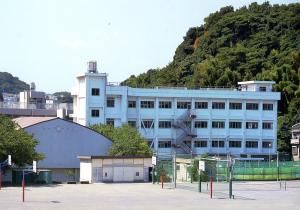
xmin=71 ymin=61 xmax=281 ymax=158
xmin=13 ymin=117 xmax=112 ymax=183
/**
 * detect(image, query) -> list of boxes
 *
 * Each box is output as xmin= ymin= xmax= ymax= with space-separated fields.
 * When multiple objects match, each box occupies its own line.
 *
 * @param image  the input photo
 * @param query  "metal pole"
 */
xmin=22 ymin=171 xmax=25 ymax=202
xmin=277 ymin=151 xmax=279 ymax=181
xmin=229 ymin=156 xmax=233 ymax=199
xmin=210 ymin=176 xmax=213 ymax=199
xmin=173 ymin=152 xmax=176 ymax=188
xmin=269 ymin=143 xmax=271 ymax=168
xmin=198 ymin=170 xmax=201 ymax=192
xmin=0 ymin=166 xmax=2 ymax=190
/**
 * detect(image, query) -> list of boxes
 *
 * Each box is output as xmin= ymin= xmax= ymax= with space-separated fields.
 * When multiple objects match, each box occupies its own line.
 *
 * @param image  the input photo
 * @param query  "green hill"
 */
xmin=123 ymin=2 xmax=300 ymax=154
xmin=0 ymin=72 xmax=29 ymax=100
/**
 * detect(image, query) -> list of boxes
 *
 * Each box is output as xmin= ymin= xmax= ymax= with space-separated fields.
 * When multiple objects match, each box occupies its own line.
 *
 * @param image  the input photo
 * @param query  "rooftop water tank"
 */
xmin=87 ymin=60 xmax=97 ymax=73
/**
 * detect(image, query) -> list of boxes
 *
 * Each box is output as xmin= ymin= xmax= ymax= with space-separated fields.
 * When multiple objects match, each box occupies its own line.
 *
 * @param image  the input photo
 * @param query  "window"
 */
xmin=212 ymin=102 xmax=225 ymax=109
xmin=159 ymin=101 xmax=172 ymax=109
xmin=212 ymin=121 xmax=225 ymax=128
xmin=177 ymin=101 xmax=191 ymax=109
xmin=246 ymin=141 xmax=258 ymax=148
xmin=158 ymin=141 xmax=171 ymax=148
xmin=194 ymin=121 xmax=208 ymax=128
xmin=195 ymin=102 xmax=208 ymax=109
xmin=128 ymin=101 xmax=136 ymax=108
xmin=212 ymin=140 xmax=225 ymax=147
xmin=91 ymin=88 xmax=100 ymax=96
xmin=141 ymin=101 xmax=154 ymax=108
xmin=136 ymin=172 xmax=140 ymax=176
xmin=91 ymin=109 xmax=99 ymax=117
xmin=263 ymin=103 xmax=273 ymax=111
xmin=262 ymin=141 xmax=272 ymax=148
xmin=159 ymin=120 xmax=172 ymax=128
xmin=229 ymin=102 xmax=242 ymax=110
xmin=141 ymin=120 xmax=154 ymax=129
xmin=229 ymin=141 xmax=242 ymax=148
xmin=262 ymin=122 xmax=273 ymax=129
xmin=246 ymin=103 xmax=259 ymax=110
xmin=229 ymin=121 xmax=242 ymax=129
xmin=194 ymin=140 xmax=207 ymax=148
xmin=246 ymin=122 xmax=258 ymax=129
xmin=128 ymin=120 xmax=136 ymax=127
xmin=107 ymin=97 xmax=115 ymax=107
xmin=106 ymin=118 xmax=114 ymax=127
xmin=259 ymin=86 xmax=267 ymax=92
xmin=292 ymin=146 xmax=298 ymax=155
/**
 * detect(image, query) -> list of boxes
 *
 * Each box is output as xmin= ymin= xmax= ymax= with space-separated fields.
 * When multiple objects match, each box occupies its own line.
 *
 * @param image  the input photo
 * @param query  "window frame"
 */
xmin=212 ymin=121 xmax=225 ymax=128
xmin=128 ymin=100 xmax=136 ymax=108
xmin=212 ymin=140 xmax=225 ymax=148
xmin=159 ymin=101 xmax=172 ymax=109
xmin=229 ymin=141 xmax=242 ymax=148
xmin=91 ymin=88 xmax=100 ymax=96
xmin=246 ymin=122 xmax=259 ymax=129
xmin=195 ymin=102 xmax=208 ymax=109
xmin=229 ymin=121 xmax=242 ymax=129
xmin=194 ymin=121 xmax=208 ymax=128
xmin=246 ymin=141 xmax=258 ymax=148
xmin=263 ymin=103 xmax=273 ymax=111
xmin=106 ymin=97 xmax=115 ymax=108
xmin=194 ymin=140 xmax=207 ymax=148
xmin=246 ymin=103 xmax=259 ymax=110
xmin=106 ymin=118 xmax=114 ymax=127
xmin=212 ymin=102 xmax=225 ymax=109
xmin=158 ymin=120 xmax=172 ymax=128
xmin=91 ymin=109 xmax=100 ymax=117
xmin=177 ymin=101 xmax=191 ymax=109
xmin=158 ymin=141 xmax=172 ymax=148
xmin=140 ymin=101 xmax=155 ymax=109
xmin=141 ymin=119 xmax=154 ymax=129
xmin=229 ymin=102 xmax=242 ymax=110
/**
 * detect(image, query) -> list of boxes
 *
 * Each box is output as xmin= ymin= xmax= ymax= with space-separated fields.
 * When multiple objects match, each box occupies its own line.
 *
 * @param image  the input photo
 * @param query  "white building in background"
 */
xmin=71 ymin=61 xmax=281 ymax=158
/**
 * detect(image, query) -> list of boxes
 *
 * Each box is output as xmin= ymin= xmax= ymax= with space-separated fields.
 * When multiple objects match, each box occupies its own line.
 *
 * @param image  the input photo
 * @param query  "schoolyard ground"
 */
xmin=0 ymin=181 xmax=299 ymax=210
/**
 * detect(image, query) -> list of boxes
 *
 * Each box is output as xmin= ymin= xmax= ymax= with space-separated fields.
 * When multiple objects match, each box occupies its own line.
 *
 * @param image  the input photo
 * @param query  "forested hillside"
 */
xmin=0 ymin=72 xmax=29 ymax=101
xmin=123 ymin=2 xmax=300 ymax=153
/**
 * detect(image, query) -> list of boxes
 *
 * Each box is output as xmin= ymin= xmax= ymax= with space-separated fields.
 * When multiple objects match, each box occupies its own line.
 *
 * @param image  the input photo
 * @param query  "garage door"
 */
xmin=112 ymin=166 xmax=144 ymax=182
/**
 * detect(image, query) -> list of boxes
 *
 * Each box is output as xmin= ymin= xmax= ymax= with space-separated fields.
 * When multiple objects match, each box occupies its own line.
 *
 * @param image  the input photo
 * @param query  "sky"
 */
xmin=0 ymin=0 xmax=297 ymax=93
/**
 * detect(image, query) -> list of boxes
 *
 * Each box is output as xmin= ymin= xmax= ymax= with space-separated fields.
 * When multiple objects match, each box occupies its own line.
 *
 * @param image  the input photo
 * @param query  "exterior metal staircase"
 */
xmin=172 ymin=109 xmax=197 ymax=153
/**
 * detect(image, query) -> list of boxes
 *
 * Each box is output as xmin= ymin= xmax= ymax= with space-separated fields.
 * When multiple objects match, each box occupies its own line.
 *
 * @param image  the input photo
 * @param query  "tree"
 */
xmin=0 ymin=115 xmax=44 ymax=166
xmin=91 ymin=124 xmax=153 ymax=156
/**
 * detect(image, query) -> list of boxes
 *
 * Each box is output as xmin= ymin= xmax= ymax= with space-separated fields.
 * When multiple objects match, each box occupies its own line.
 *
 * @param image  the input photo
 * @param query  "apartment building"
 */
xmin=71 ymin=61 xmax=281 ymax=157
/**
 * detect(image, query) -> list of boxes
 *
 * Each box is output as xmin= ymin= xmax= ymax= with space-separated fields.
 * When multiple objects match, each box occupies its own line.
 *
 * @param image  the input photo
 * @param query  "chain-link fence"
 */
xmin=153 ymin=154 xmax=300 ymax=199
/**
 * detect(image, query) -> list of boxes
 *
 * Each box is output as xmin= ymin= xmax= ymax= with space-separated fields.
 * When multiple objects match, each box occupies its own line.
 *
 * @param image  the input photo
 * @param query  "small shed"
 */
xmin=78 ymin=156 xmax=152 ymax=183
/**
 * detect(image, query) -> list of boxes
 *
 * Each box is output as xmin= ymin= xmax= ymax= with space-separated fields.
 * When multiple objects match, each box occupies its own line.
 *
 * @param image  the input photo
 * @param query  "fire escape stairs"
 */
xmin=172 ymin=109 xmax=197 ymax=154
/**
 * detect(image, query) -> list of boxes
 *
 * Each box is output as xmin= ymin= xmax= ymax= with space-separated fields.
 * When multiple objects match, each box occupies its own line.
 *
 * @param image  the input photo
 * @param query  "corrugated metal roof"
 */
xmin=13 ymin=117 xmax=57 ymax=128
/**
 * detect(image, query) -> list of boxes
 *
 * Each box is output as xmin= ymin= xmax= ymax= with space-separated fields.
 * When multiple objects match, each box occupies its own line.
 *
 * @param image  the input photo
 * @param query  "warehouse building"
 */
xmin=71 ymin=61 xmax=280 ymax=158
xmin=78 ymin=156 xmax=152 ymax=183
xmin=13 ymin=117 xmax=112 ymax=183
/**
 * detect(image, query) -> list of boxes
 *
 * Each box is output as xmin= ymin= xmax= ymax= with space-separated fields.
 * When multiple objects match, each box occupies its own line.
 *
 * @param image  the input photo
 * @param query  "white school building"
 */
xmin=71 ymin=61 xmax=281 ymax=158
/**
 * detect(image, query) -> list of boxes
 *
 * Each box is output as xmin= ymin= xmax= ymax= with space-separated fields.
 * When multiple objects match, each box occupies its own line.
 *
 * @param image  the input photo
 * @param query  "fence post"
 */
xmin=198 ymin=171 xmax=201 ymax=192
xmin=210 ymin=176 xmax=212 ymax=199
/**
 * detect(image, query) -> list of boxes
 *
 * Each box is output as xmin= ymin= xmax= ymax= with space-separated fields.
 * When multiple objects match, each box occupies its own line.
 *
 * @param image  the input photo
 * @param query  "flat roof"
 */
xmin=78 ymin=156 xmax=152 ymax=159
xmin=238 ymin=81 xmax=275 ymax=85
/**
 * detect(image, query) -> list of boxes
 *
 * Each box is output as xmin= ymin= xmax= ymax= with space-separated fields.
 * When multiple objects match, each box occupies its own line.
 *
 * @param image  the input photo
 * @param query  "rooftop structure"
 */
xmin=71 ymin=61 xmax=281 ymax=158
